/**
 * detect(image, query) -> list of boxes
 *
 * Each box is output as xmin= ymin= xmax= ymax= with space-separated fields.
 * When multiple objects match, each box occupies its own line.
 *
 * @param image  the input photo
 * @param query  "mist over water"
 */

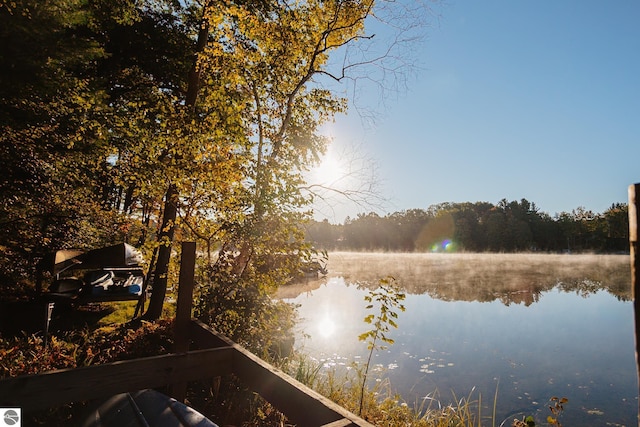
xmin=280 ymin=253 xmax=636 ymax=426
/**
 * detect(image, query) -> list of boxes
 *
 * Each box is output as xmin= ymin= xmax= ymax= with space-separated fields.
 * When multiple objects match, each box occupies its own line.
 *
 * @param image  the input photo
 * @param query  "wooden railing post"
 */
xmin=171 ymin=241 xmax=197 ymax=402
xmin=628 ymin=184 xmax=640 ymax=426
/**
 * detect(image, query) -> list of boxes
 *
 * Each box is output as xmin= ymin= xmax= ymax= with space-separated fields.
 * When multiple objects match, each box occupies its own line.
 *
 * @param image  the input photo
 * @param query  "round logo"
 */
xmin=3 ymin=409 xmax=20 ymax=426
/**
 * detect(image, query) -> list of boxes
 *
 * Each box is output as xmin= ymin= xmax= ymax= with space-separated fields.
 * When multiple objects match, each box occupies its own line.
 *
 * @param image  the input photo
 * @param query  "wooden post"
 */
xmin=628 ymin=184 xmax=640 ymax=426
xmin=171 ymin=241 xmax=197 ymax=402
xmin=43 ymin=302 xmax=55 ymax=345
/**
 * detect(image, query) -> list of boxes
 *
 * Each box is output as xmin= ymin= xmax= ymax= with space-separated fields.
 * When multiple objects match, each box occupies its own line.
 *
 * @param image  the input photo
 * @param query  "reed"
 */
xmin=283 ymin=352 xmax=511 ymax=427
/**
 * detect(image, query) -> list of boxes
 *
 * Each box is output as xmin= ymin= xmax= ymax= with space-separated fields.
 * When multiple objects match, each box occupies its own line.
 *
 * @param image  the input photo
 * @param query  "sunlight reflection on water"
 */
xmin=316 ymin=314 xmax=337 ymax=338
xmin=281 ymin=253 xmax=636 ymax=426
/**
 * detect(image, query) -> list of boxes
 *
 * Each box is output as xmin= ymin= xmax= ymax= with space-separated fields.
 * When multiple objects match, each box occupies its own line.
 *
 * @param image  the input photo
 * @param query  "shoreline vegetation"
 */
xmin=305 ymin=200 xmax=629 ymax=255
xmin=284 ymin=350 xmax=572 ymax=427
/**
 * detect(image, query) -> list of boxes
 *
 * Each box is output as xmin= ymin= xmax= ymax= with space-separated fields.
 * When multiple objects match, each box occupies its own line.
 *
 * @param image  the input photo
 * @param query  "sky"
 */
xmin=311 ymin=1 xmax=640 ymax=223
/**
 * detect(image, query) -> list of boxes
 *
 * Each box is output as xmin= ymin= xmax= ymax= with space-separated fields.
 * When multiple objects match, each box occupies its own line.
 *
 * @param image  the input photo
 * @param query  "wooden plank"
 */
xmin=190 ymin=320 xmax=374 ymax=427
xmin=175 ymin=242 xmax=197 ymax=353
xmin=47 ymin=293 xmax=142 ymax=303
xmin=190 ymin=319 xmax=237 ymax=349
xmin=232 ymin=348 xmax=347 ymax=426
xmin=319 ymin=419 xmax=356 ymax=427
xmin=628 ymin=183 xmax=640 ymax=424
xmin=0 ymin=346 xmax=233 ymax=411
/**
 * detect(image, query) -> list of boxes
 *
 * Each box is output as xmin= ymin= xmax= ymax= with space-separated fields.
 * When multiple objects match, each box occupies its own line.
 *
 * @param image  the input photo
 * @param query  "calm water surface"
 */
xmin=279 ymin=253 xmax=637 ymax=426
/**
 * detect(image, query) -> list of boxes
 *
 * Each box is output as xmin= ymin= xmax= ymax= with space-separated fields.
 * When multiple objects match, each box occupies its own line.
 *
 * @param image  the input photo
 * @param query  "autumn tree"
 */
xmin=51 ymin=0 xmax=259 ymax=319
xmin=0 ymin=0 xmax=139 ymax=288
xmin=143 ymin=0 xmax=432 ymax=320
xmin=1 ymin=0 xmax=436 ymax=327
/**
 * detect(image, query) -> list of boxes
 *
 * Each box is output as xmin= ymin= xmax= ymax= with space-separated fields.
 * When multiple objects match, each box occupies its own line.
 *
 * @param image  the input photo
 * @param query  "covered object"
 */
xmin=49 ymin=243 xmax=146 ymax=300
xmin=53 ymin=243 xmax=144 ymax=276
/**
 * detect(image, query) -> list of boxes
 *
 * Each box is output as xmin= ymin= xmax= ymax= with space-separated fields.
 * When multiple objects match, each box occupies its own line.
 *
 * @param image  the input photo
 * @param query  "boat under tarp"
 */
xmin=53 ymin=243 xmax=144 ymax=276
xmin=48 ymin=242 xmax=146 ymax=304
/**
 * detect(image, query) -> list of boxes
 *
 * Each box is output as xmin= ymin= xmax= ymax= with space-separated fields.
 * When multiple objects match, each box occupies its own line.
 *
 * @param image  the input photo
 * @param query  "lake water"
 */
xmin=278 ymin=252 xmax=637 ymax=426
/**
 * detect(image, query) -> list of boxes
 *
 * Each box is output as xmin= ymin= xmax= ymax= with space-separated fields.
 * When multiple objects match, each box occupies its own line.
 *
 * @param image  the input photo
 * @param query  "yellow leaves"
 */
xmin=1 ymin=2 xmax=19 ymax=14
xmin=547 ymin=396 xmax=568 ymax=426
xmin=203 ymin=0 xmax=374 ymax=79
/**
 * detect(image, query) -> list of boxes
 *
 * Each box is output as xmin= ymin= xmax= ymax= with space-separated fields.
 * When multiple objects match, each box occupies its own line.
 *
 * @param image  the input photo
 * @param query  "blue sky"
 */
xmin=314 ymin=1 xmax=640 ymax=223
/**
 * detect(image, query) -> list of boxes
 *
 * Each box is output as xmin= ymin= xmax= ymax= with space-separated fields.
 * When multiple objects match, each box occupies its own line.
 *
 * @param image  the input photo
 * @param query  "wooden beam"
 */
xmin=628 ymin=183 xmax=640 ymax=426
xmin=190 ymin=319 xmax=237 ymax=349
xmin=190 ymin=320 xmax=374 ymax=427
xmin=0 ymin=347 xmax=233 ymax=411
xmin=174 ymin=242 xmax=197 ymax=353
xmin=171 ymin=241 xmax=197 ymax=401
xmin=320 ymin=420 xmax=357 ymax=427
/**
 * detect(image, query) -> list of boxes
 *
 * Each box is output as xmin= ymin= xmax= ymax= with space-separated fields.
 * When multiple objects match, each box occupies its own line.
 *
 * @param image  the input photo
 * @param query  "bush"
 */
xmin=0 ymin=320 xmax=174 ymax=378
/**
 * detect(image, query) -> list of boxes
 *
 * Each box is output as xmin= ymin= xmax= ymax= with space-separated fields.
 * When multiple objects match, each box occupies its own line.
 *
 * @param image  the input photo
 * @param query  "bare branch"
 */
xmin=301 ymin=142 xmax=388 ymax=221
xmin=320 ymin=0 xmax=441 ymax=120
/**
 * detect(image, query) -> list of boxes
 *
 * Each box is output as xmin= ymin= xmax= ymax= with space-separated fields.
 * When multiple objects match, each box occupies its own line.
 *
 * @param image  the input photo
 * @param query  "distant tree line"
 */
xmin=305 ymin=199 xmax=629 ymax=253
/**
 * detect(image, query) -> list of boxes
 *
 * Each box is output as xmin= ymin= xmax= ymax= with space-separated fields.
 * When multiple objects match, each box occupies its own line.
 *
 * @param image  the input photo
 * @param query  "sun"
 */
xmin=312 ymin=151 xmax=344 ymax=184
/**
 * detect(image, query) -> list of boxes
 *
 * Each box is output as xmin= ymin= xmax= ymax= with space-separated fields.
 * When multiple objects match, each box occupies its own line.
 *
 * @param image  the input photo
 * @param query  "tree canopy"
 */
xmin=1 ymin=0 xmax=431 ymax=325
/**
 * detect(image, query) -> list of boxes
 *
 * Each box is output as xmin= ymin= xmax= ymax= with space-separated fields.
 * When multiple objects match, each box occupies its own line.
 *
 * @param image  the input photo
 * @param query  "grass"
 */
xmin=283 ymin=352 xmax=570 ymax=427
xmin=95 ymin=298 xmax=176 ymax=326
xmin=95 ymin=301 xmax=139 ymax=325
xmin=283 ymin=352 xmax=507 ymax=427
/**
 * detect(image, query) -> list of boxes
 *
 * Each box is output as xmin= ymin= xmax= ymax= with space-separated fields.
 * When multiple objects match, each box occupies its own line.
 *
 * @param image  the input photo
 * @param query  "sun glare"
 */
xmin=317 ymin=315 xmax=337 ymax=338
xmin=313 ymin=152 xmax=344 ymax=184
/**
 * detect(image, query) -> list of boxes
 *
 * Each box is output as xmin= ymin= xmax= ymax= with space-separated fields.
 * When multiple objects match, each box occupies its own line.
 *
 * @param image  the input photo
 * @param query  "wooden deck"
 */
xmin=0 ymin=243 xmax=374 ymax=427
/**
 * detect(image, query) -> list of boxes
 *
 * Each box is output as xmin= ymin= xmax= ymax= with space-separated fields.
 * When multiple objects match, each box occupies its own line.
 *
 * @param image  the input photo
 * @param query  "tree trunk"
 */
xmin=143 ymin=16 xmax=210 ymax=320
xmin=143 ymin=183 xmax=179 ymax=320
